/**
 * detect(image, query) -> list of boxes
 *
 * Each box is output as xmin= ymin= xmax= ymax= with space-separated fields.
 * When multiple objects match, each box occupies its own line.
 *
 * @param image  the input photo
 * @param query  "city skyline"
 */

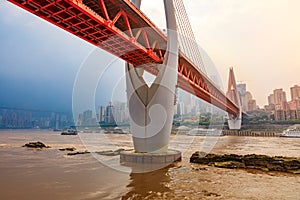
xmin=0 ymin=107 xmax=73 ymax=129
xmin=2 ymin=80 xmax=298 ymax=129
xmin=267 ymin=85 xmax=300 ymax=103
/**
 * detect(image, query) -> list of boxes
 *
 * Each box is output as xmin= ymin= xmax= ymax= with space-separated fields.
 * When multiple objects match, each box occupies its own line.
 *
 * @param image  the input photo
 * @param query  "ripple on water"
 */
xmin=0 ymin=130 xmax=299 ymax=200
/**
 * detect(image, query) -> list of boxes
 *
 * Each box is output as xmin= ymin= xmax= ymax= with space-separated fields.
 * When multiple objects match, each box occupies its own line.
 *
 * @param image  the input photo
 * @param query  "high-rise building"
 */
xmin=237 ymin=83 xmax=247 ymax=111
xmin=83 ymin=110 xmax=92 ymax=123
xmin=273 ymin=88 xmax=287 ymax=105
xmin=174 ymin=103 xmax=178 ymax=115
xmin=274 ymin=109 xmax=286 ymax=121
xmin=176 ymin=102 xmax=181 ymax=115
xmin=264 ymin=104 xmax=275 ymax=113
xmin=245 ymin=91 xmax=252 ymax=104
xmin=268 ymin=86 xmax=300 ymax=120
xmin=248 ymin=99 xmax=257 ymax=111
xmin=105 ymin=102 xmax=115 ymax=124
xmin=97 ymin=106 xmax=100 ymax=122
xmin=97 ymin=106 xmax=106 ymax=122
xmin=280 ymin=101 xmax=289 ymax=111
xmin=267 ymin=94 xmax=275 ymax=105
xmin=288 ymin=99 xmax=300 ymax=110
xmin=77 ymin=113 xmax=83 ymax=126
xmin=113 ymin=102 xmax=127 ymax=123
xmin=55 ymin=114 xmax=59 ymax=129
xmin=243 ymin=91 xmax=259 ymax=111
xmin=98 ymin=106 xmax=105 ymax=122
xmin=290 ymin=85 xmax=300 ymax=100
xmin=179 ymin=102 xmax=185 ymax=115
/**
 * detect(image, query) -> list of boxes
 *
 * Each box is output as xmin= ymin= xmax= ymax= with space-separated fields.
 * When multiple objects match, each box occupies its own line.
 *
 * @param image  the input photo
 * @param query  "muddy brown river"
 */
xmin=0 ymin=130 xmax=299 ymax=199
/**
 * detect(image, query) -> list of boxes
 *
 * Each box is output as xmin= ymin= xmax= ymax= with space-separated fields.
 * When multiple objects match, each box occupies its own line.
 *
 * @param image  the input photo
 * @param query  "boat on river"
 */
xmin=280 ymin=125 xmax=300 ymax=138
xmin=187 ymin=128 xmax=223 ymax=136
xmin=61 ymin=128 xmax=78 ymax=135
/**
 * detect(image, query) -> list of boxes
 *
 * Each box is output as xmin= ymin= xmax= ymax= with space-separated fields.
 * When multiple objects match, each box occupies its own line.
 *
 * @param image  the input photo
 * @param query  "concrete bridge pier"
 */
xmin=227 ymin=67 xmax=242 ymax=130
xmin=121 ymin=0 xmax=181 ymax=166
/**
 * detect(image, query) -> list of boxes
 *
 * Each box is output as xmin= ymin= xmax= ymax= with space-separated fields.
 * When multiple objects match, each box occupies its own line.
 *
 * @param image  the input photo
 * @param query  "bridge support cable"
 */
xmin=174 ymin=0 xmax=206 ymax=73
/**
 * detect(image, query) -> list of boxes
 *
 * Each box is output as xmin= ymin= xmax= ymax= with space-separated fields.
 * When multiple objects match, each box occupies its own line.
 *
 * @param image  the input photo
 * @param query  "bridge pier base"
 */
xmin=120 ymin=149 xmax=181 ymax=165
xmin=120 ymin=149 xmax=181 ymax=173
xmin=228 ymin=110 xmax=242 ymax=130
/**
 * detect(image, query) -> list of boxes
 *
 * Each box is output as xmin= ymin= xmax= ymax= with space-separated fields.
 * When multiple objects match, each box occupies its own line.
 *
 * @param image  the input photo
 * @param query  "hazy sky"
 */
xmin=1 ymin=0 xmax=300 ymax=111
xmin=0 ymin=1 xmax=93 ymax=112
xmin=141 ymin=0 xmax=300 ymax=106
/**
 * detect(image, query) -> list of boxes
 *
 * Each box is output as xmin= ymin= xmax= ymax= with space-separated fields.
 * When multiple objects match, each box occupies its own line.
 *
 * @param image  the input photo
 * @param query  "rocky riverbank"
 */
xmin=190 ymin=152 xmax=300 ymax=174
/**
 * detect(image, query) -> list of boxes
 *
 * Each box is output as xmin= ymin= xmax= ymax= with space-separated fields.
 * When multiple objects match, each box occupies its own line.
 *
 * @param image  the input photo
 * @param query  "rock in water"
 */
xmin=190 ymin=152 xmax=300 ymax=174
xmin=67 ymin=151 xmax=90 ymax=156
xmin=22 ymin=141 xmax=50 ymax=149
xmin=59 ymin=147 xmax=76 ymax=151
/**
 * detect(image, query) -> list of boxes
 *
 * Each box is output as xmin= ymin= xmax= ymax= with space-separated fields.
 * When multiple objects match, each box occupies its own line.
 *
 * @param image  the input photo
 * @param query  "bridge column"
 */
xmin=228 ymin=111 xmax=242 ymax=130
xmin=226 ymin=68 xmax=242 ymax=130
xmin=125 ymin=0 xmax=178 ymax=153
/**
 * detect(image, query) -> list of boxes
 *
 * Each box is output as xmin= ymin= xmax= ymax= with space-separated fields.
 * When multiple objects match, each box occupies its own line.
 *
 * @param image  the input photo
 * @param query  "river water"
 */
xmin=0 ymin=129 xmax=299 ymax=200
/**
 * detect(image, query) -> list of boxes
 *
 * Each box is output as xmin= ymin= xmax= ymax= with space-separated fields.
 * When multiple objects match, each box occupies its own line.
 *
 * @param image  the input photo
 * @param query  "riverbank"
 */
xmin=223 ymin=129 xmax=281 ymax=137
xmin=190 ymin=152 xmax=300 ymax=174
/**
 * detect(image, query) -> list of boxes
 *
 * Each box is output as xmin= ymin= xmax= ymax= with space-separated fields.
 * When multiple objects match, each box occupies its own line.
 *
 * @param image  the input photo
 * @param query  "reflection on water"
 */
xmin=0 ymin=130 xmax=299 ymax=200
xmin=122 ymin=166 xmax=172 ymax=199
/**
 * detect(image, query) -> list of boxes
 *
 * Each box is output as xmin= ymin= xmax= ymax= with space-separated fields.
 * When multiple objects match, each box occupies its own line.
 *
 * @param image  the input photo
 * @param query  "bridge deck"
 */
xmin=8 ymin=0 xmax=239 ymax=115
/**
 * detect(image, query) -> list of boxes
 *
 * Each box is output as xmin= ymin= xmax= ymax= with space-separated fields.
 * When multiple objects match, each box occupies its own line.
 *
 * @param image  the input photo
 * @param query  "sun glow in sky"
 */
xmin=1 ymin=0 xmax=300 ymax=110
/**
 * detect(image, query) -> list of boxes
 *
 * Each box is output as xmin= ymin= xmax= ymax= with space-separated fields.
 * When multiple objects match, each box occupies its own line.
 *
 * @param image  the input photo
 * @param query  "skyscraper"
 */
xmin=99 ymin=106 xmax=105 ymax=122
xmin=83 ymin=110 xmax=92 ymax=123
xmin=273 ymin=88 xmax=287 ymax=105
xmin=77 ymin=113 xmax=83 ymax=126
xmin=268 ymin=94 xmax=275 ymax=105
xmin=97 ymin=106 xmax=100 ymax=122
xmin=247 ymin=99 xmax=257 ymax=111
xmin=245 ymin=91 xmax=252 ymax=105
xmin=237 ymin=83 xmax=247 ymax=111
xmin=290 ymin=85 xmax=300 ymax=100
xmin=113 ymin=102 xmax=127 ymax=123
xmin=105 ymin=102 xmax=115 ymax=124
xmin=244 ymin=91 xmax=258 ymax=111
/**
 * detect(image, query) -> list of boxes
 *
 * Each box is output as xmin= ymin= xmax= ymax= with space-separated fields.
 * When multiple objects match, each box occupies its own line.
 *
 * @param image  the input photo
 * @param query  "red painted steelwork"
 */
xmin=8 ymin=0 xmax=239 ymax=116
xmin=9 ymin=0 xmax=165 ymax=66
